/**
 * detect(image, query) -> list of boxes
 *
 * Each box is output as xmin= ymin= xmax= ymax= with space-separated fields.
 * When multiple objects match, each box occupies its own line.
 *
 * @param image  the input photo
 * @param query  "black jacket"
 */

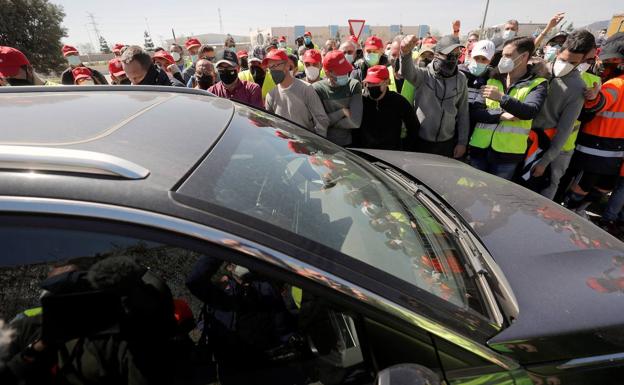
xmin=350 ymin=54 xmax=389 ymax=83
xmin=360 ymin=91 xmax=420 ymax=151
xmin=139 ymin=65 xmax=174 ymax=86
xmin=61 ymin=66 xmax=109 ymax=85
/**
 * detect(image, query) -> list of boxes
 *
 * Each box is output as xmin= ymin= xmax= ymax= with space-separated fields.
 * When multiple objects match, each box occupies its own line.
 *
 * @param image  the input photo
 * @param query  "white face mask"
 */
xmin=80 ymin=79 xmax=95 ymax=85
xmin=171 ymin=52 xmax=182 ymax=62
xmin=497 ymin=57 xmax=516 ymax=74
xmin=305 ymin=66 xmax=320 ymax=81
xmin=67 ymin=55 xmax=81 ymax=66
xmin=553 ymin=59 xmax=576 ymax=78
xmin=502 ymin=30 xmax=516 ymax=40
xmin=577 ymin=62 xmax=591 ymax=73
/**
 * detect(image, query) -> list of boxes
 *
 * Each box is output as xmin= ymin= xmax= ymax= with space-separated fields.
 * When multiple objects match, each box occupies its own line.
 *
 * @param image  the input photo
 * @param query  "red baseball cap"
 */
xmin=108 ymin=57 xmax=125 ymax=77
xmin=302 ymin=49 xmax=322 ymax=64
xmin=262 ymin=49 xmax=289 ymax=66
xmin=279 ymin=36 xmax=287 ymax=42
xmin=112 ymin=43 xmax=125 ymax=54
xmin=304 ymin=31 xmax=312 ymax=37
xmin=62 ymin=45 xmax=79 ymax=57
xmin=237 ymin=50 xmax=248 ymax=58
xmin=364 ymin=36 xmax=383 ymax=50
xmin=364 ymin=65 xmax=389 ymax=84
xmin=185 ymin=38 xmax=201 ymax=50
xmin=322 ymin=50 xmax=353 ymax=76
xmin=153 ymin=50 xmax=175 ymax=65
xmin=72 ymin=66 xmax=92 ymax=82
xmin=0 ymin=46 xmax=30 ymax=77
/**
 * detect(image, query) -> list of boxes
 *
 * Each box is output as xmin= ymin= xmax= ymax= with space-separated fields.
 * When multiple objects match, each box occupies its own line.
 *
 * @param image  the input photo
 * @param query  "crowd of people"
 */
xmin=1 ymin=13 xmax=624 ymax=236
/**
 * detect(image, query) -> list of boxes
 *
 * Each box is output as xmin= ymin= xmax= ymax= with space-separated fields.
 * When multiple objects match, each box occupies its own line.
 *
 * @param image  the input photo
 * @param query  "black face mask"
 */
xmin=393 ymin=59 xmax=400 ymax=73
xmin=432 ymin=57 xmax=458 ymax=77
xmin=240 ymin=58 xmax=249 ymax=69
xmin=250 ymin=66 xmax=265 ymax=82
xmin=7 ymin=78 xmax=33 ymax=86
xmin=367 ymin=86 xmax=384 ymax=100
xmin=419 ymin=58 xmax=432 ymax=68
xmin=118 ymin=78 xmax=131 ymax=85
xmin=197 ymin=74 xmax=214 ymax=90
xmin=218 ymin=69 xmax=238 ymax=85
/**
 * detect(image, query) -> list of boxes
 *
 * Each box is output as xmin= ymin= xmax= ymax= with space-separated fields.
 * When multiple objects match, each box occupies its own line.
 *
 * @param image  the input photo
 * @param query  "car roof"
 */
xmin=0 ymin=86 xmax=233 ymax=190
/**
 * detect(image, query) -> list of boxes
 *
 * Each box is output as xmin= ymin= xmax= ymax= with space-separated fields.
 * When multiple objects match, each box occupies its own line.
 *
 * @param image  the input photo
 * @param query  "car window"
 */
xmin=0 ymin=219 xmax=376 ymax=385
xmin=179 ymin=107 xmax=485 ymax=314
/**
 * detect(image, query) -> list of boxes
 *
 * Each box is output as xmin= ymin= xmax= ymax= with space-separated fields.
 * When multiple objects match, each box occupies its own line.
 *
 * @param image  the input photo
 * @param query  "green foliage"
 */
xmin=99 ymin=36 xmax=111 ymax=54
xmin=0 ymin=0 xmax=67 ymax=74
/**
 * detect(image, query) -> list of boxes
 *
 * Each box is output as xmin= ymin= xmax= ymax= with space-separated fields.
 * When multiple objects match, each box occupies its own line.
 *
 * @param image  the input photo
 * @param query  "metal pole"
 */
xmin=480 ymin=0 xmax=491 ymax=38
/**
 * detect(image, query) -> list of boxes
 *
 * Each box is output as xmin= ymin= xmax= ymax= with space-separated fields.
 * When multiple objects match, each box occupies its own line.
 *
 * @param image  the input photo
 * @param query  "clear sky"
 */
xmin=55 ymin=0 xmax=623 ymax=48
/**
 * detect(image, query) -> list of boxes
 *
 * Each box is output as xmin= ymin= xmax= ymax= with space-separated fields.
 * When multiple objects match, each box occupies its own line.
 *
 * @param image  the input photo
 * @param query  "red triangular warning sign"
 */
xmin=348 ymin=19 xmax=366 ymax=41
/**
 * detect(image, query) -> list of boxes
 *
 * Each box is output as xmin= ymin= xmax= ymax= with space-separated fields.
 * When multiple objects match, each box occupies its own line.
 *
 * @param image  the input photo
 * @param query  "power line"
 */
xmin=86 ymin=12 xmax=102 ymax=43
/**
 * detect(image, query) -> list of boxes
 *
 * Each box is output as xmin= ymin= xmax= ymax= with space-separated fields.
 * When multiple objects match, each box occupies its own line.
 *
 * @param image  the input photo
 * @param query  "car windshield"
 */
xmin=179 ymin=106 xmax=484 ymax=314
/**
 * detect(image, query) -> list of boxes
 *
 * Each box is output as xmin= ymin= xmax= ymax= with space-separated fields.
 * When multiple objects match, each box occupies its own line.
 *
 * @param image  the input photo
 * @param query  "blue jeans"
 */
xmin=471 ymin=157 xmax=518 ymax=180
xmin=603 ymin=177 xmax=624 ymax=222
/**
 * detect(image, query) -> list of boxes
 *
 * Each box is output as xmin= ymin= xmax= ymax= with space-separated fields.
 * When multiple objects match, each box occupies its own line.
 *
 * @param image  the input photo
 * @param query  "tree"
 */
xmin=99 ymin=36 xmax=111 ymax=54
xmin=0 ymin=0 xmax=67 ymax=74
xmin=144 ymin=30 xmax=154 ymax=51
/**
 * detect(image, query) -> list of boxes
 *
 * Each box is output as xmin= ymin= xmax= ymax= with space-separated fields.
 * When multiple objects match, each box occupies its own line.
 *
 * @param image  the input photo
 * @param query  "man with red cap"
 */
xmin=108 ymin=57 xmax=130 ymax=85
xmin=264 ymin=49 xmax=329 ymax=137
xmin=72 ymin=67 xmax=95 ymax=85
xmin=237 ymin=50 xmax=249 ymax=71
xmin=60 ymin=44 xmax=108 ymax=85
xmin=208 ymin=49 xmax=262 ymax=108
xmin=112 ymin=43 xmax=125 ymax=57
xmin=152 ymin=50 xmax=186 ymax=86
xmin=360 ymin=65 xmax=419 ymax=150
xmin=0 ymin=46 xmax=49 ymax=86
xmin=184 ymin=38 xmax=202 ymax=63
xmin=277 ymin=36 xmax=293 ymax=55
xmin=351 ymin=36 xmax=389 ymax=83
xmin=313 ymin=50 xmax=363 ymax=146
xmin=303 ymin=31 xmax=319 ymax=50
xmin=300 ymin=49 xmax=323 ymax=84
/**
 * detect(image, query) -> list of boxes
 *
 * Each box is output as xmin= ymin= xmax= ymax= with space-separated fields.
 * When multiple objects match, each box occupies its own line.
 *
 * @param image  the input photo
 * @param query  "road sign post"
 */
xmin=348 ymin=19 xmax=366 ymax=41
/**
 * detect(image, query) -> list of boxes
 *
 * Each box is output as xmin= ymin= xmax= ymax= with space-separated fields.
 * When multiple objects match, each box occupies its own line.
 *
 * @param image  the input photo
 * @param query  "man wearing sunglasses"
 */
xmin=399 ymin=35 xmax=470 ymax=159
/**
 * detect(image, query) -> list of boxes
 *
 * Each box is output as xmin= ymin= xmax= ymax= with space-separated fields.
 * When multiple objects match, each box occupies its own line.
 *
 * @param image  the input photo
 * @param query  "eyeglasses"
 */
xmin=268 ymin=62 xmax=286 ymax=71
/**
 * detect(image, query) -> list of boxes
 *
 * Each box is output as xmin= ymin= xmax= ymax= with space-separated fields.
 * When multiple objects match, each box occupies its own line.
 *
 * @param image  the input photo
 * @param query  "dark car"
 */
xmin=0 ymin=86 xmax=623 ymax=385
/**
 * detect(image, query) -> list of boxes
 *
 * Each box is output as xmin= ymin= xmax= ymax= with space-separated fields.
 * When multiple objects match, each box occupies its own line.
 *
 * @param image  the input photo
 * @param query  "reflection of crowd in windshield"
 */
xmin=0 ymin=243 xmax=377 ymax=385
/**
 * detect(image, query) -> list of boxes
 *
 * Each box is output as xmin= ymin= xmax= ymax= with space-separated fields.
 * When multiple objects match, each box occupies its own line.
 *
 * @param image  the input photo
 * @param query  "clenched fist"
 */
xmin=401 ymin=35 xmax=419 ymax=55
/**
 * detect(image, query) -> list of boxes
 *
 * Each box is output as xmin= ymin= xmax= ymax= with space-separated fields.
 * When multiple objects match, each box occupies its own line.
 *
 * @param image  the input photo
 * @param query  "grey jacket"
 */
xmin=400 ymin=54 xmax=470 ymax=145
xmin=532 ymin=66 xmax=586 ymax=166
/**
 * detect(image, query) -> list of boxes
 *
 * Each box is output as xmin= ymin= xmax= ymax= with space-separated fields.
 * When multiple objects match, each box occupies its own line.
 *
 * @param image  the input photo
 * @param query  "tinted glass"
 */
xmin=179 ymin=107 xmax=484 ymax=312
xmin=0 ymin=220 xmax=375 ymax=385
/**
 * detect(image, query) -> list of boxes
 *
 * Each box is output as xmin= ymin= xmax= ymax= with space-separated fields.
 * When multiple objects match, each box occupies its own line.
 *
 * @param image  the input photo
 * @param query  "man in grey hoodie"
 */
xmin=530 ymin=30 xmax=596 ymax=199
xmin=399 ymin=35 xmax=469 ymax=158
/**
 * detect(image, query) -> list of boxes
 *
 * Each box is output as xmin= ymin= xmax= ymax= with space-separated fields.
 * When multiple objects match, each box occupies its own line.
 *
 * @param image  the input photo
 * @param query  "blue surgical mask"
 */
xmin=278 ymin=42 xmax=286 ymax=48
xmin=344 ymin=54 xmax=354 ymax=64
xmin=502 ymin=30 xmax=516 ymax=40
xmin=335 ymin=75 xmax=349 ymax=86
xmin=468 ymin=61 xmax=488 ymax=76
xmin=67 ymin=55 xmax=81 ymax=66
xmin=304 ymin=37 xmax=312 ymax=45
xmin=544 ymin=46 xmax=558 ymax=63
xmin=191 ymin=54 xmax=198 ymax=64
xmin=365 ymin=52 xmax=380 ymax=66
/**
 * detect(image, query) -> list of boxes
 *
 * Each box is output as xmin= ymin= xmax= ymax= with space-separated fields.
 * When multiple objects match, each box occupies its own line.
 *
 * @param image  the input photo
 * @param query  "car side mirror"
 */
xmin=376 ymin=364 xmax=441 ymax=385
